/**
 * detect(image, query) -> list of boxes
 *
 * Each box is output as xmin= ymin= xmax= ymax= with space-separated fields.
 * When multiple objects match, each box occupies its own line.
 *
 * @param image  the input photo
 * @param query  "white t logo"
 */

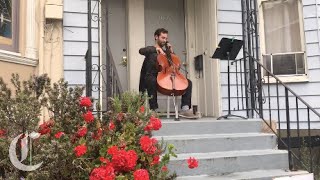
xmin=9 ymin=132 xmax=43 ymax=171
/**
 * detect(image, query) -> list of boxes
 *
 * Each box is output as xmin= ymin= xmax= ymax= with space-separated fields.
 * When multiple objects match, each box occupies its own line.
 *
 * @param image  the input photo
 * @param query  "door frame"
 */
xmin=126 ymin=0 xmax=221 ymax=117
xmin=184 ymin=0 xmax=221 ymax=117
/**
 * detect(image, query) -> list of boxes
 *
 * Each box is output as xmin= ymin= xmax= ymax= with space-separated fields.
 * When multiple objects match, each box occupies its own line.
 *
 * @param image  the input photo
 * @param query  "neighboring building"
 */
xmin=0 ymin=0 xmax=63 ymax=87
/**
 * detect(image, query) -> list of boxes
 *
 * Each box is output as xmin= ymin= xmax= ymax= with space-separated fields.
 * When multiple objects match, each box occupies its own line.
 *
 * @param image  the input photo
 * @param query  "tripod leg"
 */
xmin=172 ymin=94 xmax=179 ymax=121
xmin=217 ymin=113 xmax=247 ymax=120
xmin=217 ymin=52 xmax=248 ymax=120
xmin=167 ymin=96 xmax=170 ymax=118
xmin=169 ymin=73 xmax=179 ymax=121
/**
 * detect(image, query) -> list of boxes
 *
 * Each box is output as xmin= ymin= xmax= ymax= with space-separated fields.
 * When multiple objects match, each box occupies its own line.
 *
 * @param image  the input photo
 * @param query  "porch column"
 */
xmin=37 ymin=0 xmax=63 ymax=83
xmin=25 ymin=0 xmax=38 ymax=59
xmin=127 ymin=0 xmax=145 ymax=91
xmin=185 ymin=0 xmax=220 ymax=117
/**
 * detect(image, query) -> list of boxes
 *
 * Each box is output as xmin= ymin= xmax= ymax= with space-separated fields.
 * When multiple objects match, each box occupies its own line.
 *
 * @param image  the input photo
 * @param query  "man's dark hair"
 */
xmin=154 ymin=28 xmax=168 ymax=37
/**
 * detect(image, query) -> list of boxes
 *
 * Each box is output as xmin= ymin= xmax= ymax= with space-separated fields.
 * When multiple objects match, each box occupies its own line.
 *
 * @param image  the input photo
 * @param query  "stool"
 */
xmin=166 ymin=95 xmax=179 ymax=120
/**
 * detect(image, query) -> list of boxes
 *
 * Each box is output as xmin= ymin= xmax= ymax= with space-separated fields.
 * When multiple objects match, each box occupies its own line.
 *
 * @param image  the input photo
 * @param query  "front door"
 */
xmin=106 ymin=0 xmax=128 ymax=91
xmin=144 ymin=0 xmax=187 ymax=112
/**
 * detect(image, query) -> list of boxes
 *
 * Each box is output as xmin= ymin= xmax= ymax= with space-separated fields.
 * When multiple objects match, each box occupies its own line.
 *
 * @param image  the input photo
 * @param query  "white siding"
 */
xmin=63 ymin=0 xmax=100 ymax=100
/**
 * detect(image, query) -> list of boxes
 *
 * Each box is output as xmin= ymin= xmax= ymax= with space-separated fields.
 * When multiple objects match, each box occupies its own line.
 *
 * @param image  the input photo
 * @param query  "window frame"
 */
xmin=258 ymin=0 xmax=308 ymax=83
xmin=0 ymin=0 xmax=19 ymax=52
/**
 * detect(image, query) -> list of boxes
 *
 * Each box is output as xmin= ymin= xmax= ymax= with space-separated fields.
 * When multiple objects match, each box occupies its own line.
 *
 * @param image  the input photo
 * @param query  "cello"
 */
xmin=157 ymin=42 xmax=188 ymax=120
xmin=156 ymin=42 xmax=188 ymax=96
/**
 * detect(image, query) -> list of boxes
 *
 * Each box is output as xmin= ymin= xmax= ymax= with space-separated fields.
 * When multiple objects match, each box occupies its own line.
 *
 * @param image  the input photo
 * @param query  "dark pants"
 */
xmin=144 ymin=75 xmax=192 ymax=110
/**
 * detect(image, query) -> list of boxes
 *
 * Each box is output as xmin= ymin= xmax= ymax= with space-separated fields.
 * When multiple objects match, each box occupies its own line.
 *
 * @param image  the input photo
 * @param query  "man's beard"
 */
xmin=157 ymin=41 xmax=165 ymax=47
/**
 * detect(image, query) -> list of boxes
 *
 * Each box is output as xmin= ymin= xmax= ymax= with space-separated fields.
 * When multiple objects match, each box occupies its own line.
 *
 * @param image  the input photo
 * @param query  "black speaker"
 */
xmin=194 ymin=55 xmax=203 ymax=71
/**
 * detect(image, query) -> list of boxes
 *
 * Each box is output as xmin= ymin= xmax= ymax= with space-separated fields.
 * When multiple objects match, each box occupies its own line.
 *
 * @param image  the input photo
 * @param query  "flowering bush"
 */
xmin=0 ymin=74 xmax=183 ymax=179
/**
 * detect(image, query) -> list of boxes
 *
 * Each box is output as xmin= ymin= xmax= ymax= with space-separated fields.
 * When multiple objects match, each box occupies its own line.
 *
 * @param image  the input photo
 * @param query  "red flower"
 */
xmin=151 ymin=155 xmax=160 ymax=166
xmin=83 ymin=111 xmax=94 ymax=123
xmin=110 ymin=151 xmax=126 ymax=171
xmin=144 ymin=116 xmax=162 ymax=131
xmin=109 ymin=122 xmax=115 ymax=131
xmin=187 ymin=157 xmax=199 ymax=169
xmin=93 ymin=128 xmax=103 ymax=140
xmin=162 ymin=166 xmax=168 ymax=172
xmin=144 ymin=124 xmax=152 ymax=132
xmin=54 ymin=131 xmax=64 ymax=139
xmin=38 ymin=120 xmax=54 ymax=135
xmin=139 ymin=106 xmax=145 ymax=113
xmin=151 ymin=117 xmax=162 ymax=130
xmin=80 ymin=97 xmax=92 ymax=107
xmin=99 ymin=157 xmax=110 ymax=164
xmin=107 ymin=146 xmax=118 ymax=156
xmin=116 ymin=112 xmax=125 ymax=121
xmin=89 ymin=165 xmax=115 ymax=180
xmin=110 ymin=149 xmax=138 ymax=172
xmin=126 ymin=150 xmax=138 ymax=170
xmin=74 ymin=144 xmax=87 ymax=157
xmin=139 ymin=136 xmax=158 ymax=155
xmin=133 ymin=169 xmax=149 ymax=180
xmin=39 ymin=126 xmax=51 ymax=135
xmin=76 ymin=127 xmax=87 ymax=137
xmin=0 ymin=129 xmax=6 ymax=137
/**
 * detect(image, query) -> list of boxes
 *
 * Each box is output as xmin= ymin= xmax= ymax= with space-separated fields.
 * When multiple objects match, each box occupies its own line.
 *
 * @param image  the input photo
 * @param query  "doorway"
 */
xmin=106 ymin=0 xmax=128 ymax=91
xmin=144 ymin=0 xmax=187 ymax=112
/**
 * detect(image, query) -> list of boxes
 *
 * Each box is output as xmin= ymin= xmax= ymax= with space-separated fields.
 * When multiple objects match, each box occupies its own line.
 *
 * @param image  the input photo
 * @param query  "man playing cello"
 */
xmin=139 ymin=28 xmax=197 ymax=119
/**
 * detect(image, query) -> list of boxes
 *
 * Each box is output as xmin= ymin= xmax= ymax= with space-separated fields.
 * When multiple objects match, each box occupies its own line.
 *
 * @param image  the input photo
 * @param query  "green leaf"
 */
xmin=79 ymin=137 xmax=86 ymax=145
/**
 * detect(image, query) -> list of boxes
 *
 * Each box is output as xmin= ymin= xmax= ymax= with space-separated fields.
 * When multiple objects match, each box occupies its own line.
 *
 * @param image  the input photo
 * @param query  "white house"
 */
xmin=62 ymin=0 xmax=319 ymax=178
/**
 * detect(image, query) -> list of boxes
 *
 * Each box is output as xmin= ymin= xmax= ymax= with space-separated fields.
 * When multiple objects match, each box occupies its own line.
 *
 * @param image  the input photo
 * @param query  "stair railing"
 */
xmin=228 ymin=55 xmax=319 ymax=173
xmin=106 ymin=43 xmax=123 ymax=98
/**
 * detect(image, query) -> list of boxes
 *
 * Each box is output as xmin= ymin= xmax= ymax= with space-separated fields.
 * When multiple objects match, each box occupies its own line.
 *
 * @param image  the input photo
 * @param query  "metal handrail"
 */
xmin=254 ymin=58 xmax=320 ymax=118
xmin=229 ymin=55 xmax=318 ymax=172
xmin=240 ymin=0 xmax=316 ymax=174
xmin=106 ymin=43 xmax=123 ymax=95
xmin=262 ymin=51 xmax=305 ymax=56
xmin=253 ymin=58 xmax=317 ymax=172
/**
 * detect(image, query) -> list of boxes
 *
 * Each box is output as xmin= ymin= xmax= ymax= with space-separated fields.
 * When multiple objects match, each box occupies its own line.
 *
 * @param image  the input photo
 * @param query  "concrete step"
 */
xmin=168 ymin=149 xmax=288 ymax=176
xmin=176 ymin=169 xmax=311 ymax=180
xmin=155 ymin=133 xmax=277 ymax=154
xmin=155 ymin=118 xmax=263 ymax=136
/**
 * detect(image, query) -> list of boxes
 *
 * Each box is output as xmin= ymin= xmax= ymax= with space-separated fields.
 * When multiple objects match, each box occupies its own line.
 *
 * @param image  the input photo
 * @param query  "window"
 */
xmin=261 ymin=0 xmax=306 ymax=76
xmin=0 ymin=0 xmax=18 ymax=52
